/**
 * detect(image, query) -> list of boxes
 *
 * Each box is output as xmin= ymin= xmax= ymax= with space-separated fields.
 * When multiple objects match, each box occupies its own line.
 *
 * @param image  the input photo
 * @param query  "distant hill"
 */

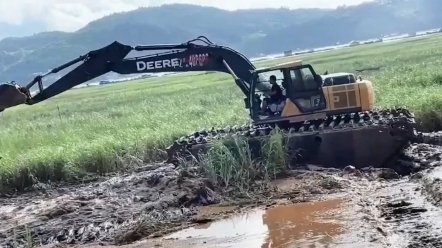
xmin=1 ymin=0 xmax=441 ymax=85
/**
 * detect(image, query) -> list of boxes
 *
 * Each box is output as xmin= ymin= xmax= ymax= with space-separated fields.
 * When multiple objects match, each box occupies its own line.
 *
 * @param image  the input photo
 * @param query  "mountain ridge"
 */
xmin=0 ymin=0 xmax=441 ymax=85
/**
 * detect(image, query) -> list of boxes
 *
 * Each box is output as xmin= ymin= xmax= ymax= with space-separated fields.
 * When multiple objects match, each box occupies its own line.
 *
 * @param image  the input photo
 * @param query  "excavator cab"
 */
xmin=250 ymin=60 xmax=327 ymax=123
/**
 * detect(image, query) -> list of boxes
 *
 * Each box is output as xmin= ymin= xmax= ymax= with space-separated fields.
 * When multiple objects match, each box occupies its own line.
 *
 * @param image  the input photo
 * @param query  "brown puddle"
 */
xmin=165 ymin=198 xmax=350 ymax=247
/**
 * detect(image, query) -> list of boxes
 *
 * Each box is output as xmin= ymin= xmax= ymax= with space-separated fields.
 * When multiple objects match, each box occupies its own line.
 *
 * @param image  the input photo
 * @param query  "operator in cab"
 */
xmin=261 ymin=75 xmax=284 ymax=113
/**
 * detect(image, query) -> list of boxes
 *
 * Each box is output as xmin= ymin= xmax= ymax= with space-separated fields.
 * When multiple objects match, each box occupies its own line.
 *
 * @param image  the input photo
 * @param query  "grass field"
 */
xmin=2 ymin=34 xmax=442 ymax=190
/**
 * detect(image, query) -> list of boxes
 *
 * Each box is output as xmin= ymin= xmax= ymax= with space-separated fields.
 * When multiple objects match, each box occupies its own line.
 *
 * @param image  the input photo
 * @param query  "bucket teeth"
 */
xmin=165 ymin=108 xmax=417 ymax=166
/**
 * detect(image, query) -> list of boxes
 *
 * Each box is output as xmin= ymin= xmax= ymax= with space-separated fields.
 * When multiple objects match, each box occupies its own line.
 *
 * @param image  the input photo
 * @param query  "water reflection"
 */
xmin=166 ymin=198 xmax=346 ymax=248
xmin=261 ymin=199 xmax=345 ymax=247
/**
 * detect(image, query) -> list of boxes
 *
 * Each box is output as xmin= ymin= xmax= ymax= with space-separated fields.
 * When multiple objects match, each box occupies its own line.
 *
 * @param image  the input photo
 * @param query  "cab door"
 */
xmin=283 ymin=65 xmax=327 ymax=113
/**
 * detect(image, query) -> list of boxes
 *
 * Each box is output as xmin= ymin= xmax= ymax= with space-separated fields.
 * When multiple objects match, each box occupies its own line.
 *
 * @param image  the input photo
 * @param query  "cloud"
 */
xmin=151 ymin=0 xmax=373 ymax=10
xmin=0 ymin=0 xmax=150 ymax=31
xmin=0 ymin=0 xmax=372 ymax=32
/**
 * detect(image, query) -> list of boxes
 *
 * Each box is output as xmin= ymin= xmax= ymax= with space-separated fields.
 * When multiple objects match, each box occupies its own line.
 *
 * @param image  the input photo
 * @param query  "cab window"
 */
xmin=255 ymin=70 xmax=286 ymax=96
xmin=289 ymin=67 xmax=319 ymax=91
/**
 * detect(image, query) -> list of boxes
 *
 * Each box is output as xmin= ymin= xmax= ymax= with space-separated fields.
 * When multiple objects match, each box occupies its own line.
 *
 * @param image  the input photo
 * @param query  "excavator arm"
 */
xmin=0 ymin=36 xmax=256 ymax=111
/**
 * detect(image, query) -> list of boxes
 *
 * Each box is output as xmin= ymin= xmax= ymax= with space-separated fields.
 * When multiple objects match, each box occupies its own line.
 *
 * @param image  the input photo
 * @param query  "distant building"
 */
xmin=349 ymin=41 xmax=360 ymax=47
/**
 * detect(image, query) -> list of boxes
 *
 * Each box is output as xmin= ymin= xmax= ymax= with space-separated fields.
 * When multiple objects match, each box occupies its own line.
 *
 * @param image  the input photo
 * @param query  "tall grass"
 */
xmin=2 ymin=34 xmax=442 ymax=190
xmin=199 ymin=130 xmax=289 ymax=193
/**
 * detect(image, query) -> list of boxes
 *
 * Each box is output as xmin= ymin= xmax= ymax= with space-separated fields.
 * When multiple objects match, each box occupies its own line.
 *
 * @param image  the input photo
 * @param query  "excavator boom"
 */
xmin=25 ymin=36 xmax=254 ymax=105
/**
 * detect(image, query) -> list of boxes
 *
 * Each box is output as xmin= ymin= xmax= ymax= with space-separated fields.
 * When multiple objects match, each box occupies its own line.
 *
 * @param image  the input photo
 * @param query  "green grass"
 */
xmin=2 ymin=34 xmax=442 ymax=190
xmin=182 ymin=129 xmax=289 ymax=195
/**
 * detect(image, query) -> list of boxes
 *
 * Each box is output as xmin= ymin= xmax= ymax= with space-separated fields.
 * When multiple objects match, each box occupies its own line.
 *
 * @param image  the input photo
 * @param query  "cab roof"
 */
xmin=321 ymin=72 xmax=354 ymax=79
xmin=255 ymin=60 xmax=303 ymax=73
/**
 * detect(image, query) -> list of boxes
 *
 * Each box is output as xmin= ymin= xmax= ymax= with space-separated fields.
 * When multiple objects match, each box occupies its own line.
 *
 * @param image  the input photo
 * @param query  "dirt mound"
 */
xmin=391 ymin=143 xmax=442 ymax=175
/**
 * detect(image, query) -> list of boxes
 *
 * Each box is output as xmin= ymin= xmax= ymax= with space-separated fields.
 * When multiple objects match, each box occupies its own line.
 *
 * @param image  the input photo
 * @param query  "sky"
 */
xmin=0 ymin=0 xmax=373 ymax=32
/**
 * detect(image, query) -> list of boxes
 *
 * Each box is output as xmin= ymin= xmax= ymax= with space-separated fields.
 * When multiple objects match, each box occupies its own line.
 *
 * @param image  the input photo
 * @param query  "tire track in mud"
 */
xmin=354 ymin=143 xmax=442 ymax=248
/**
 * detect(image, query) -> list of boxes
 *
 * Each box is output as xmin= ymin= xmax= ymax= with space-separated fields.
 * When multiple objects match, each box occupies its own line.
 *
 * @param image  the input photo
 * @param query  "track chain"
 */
xmin=166 ymin=108 xmax=416 ymax=162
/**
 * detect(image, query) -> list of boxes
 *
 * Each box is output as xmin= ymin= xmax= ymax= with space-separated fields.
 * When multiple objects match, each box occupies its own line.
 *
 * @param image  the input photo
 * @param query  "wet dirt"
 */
xmin=0 ymin=163 xmax=347 ymax=247
xmin=352 ymin=143 xmax=442 ymax=248
xmin=0 ymin=164 xmax=218 ymax=247
xmin=4 ymin=142 xmax=442 ymax=247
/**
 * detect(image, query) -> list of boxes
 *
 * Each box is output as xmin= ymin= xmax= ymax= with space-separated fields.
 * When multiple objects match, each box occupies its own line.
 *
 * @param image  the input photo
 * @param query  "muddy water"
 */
xmin=165 ymin=198 xmax=358 ymax=247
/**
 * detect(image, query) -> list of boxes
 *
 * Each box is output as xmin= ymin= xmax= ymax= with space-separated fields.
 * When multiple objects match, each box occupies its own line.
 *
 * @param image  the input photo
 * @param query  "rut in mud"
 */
xmin=353 ymin=143 xmax=442 ymax=248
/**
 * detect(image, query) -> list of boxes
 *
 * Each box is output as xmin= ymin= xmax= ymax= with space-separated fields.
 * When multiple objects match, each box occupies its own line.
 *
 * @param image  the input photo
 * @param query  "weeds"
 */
xmin=2 ymin=35 xmax=442 ymax=190
xmin=261 ymin=129 xmax=289 ymax=179
xmin=200 ymin=130 xmax=289 ymax=192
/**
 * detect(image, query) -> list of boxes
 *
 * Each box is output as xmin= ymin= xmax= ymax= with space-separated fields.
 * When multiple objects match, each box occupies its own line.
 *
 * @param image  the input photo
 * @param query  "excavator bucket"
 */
xmin=166 ymin=109 xmax=416 ymax=169
xmin=0 ymin=83 xmax=27 ymax=112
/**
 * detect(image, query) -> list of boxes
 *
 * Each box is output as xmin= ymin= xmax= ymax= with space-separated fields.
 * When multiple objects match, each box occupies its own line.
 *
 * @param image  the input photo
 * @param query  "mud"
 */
xmin=0 ymin=164 xmax=218 ymax=247
xmin=354 ymin=179 xmax=442 ymax=247
xmin=143 ymin=142 xmax=442 ymax=248
xmin=0 ymin=163 xmax=348 ymax=247
xmin=4 ymin=139 xmax=442 ymax=247
xmin=353 ymin=143 xmax=442 ymax=248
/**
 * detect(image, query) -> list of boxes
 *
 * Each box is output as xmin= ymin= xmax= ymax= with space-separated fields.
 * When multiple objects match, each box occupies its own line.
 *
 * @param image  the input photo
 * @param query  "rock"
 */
xmin=343 ymin=165 xmax=356 ymax=173
xmin=377 ymin=168 xmax=400 ymax=180
xmin=410 ymin=172 xmax=424 ymax=180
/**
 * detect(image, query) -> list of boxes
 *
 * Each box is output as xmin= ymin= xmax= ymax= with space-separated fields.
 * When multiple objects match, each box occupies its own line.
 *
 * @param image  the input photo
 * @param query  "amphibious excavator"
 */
xmin=0 ymin=36 xmax=416 ymax=168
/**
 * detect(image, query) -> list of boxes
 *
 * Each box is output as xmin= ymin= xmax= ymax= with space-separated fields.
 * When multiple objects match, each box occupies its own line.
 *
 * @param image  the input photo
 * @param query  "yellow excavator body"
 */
xmin=281 ymin=79 xmax=375 ymax=118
